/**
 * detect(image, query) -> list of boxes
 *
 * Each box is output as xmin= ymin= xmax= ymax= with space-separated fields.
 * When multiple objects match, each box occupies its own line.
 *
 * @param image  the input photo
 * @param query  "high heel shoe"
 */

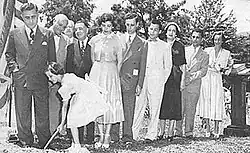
xmin=102 ymin=134 xmax=110 ymax=149
xmin=167 ymin=136 xmax=173 ymax=142
xmin=157 ymin=133 xmax=165 ymax=140
xmin=94 ymin=134 xmax=104 ymax=149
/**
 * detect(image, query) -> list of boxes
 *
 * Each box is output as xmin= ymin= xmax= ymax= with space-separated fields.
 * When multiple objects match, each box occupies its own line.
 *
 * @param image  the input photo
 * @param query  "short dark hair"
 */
xmin=192 ymin=28 xmax=204 ymax=38
xmin=46 ymin=62 xmax=65 ymax=75
xmin=20 ymin=3 xmax=38 ymax=13
xmin=98 ymin=13 xmax=115 ymax=26
xmin=213 ymin=31 xmax=225 ymax=43
xmin=75 ymin=20 xmax=89 ymax=28
xmin=125 ymin=13 xmax=139 ymax=23
xmin=149 ymin=19 xmax=162 ymax=31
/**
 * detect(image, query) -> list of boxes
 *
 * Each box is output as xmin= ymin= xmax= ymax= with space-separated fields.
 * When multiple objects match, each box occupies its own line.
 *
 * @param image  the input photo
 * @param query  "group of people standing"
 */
xmin=4 ymin=2 xmax=233 ymax=152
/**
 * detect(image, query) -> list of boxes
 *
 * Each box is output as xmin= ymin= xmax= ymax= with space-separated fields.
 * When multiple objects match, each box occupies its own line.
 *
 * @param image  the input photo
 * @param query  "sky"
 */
xmin=30 ymin=0 xmax=250 ymax=33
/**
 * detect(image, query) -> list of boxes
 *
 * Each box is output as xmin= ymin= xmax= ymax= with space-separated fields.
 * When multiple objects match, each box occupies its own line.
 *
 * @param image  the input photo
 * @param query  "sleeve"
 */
xmin=88 ymin=36 xmax=96 ymax=63
xmin=190 ymin=53 xmax=209 ymax=81
xmin=173 ymin=42 xmax=186 ymax=66
xmin=88 ymin=36 xmax=96 ymax=47
xmin=163 ymin=44 xmax=173 ymax=83
xmin=47 ymin=30 xmax=56 ymax=62
xmin=179 ymin=44 xmax=187 ymax=65
xmin=58 ymin=83 xmax=74 ymax=101
xmin=65 ymin=43 xmax=75 ymax=73
xmin=115 ymin=37 xmax=123 ymax=72
xmin=137 ymin=40 xmax=148 ymax=88
xmin=5 ymin=31 xmax=19 ymax=72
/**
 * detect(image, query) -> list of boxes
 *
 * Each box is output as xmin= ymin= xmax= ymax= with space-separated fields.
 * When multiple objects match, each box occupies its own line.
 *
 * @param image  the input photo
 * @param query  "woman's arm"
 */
xmin=180 ymin=64 xmax=186 ymax=91
xmin=57 ymin=99 xmax=69 ymax=134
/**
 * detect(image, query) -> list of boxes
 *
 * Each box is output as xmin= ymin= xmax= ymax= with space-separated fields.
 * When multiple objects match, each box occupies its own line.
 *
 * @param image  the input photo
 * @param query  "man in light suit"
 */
xmin=49 ymin=14 xmax=70 ymax=134
xmin=133 ymin=19 xmax=172 ymax=142
xmin=111 ymin=13 xmax=148 ymax=143
xmin=66 ymin=20 xmax=93 ymax=144
xmin=5 ymin=3 xmax=56 ymax=148
xmin=175 ymin=29 xmax=209 ymax=138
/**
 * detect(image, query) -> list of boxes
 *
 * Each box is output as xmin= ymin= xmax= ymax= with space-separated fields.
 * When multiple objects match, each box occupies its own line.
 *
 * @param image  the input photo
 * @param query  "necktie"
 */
xmin=126 ymin=35 xmax=132 ymax=49
xmin=30 ymin=29 xmax=35 ymax=41
xmin=80 ymin=41 xmax=85 ymax=57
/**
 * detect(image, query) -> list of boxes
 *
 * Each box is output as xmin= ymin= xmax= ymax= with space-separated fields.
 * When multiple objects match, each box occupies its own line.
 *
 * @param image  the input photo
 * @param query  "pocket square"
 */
xmin=42 ymin=41 xmax=47 ymax=45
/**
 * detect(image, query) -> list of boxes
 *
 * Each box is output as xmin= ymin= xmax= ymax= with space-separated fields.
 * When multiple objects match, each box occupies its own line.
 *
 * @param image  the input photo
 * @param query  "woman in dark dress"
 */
xmin=158 ymin=22 xmax=186 ymax=141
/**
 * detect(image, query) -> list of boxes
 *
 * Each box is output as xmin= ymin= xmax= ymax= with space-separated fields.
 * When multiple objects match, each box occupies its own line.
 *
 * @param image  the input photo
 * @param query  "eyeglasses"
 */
xmin=23 ymin=14 xmax=37 ymax=20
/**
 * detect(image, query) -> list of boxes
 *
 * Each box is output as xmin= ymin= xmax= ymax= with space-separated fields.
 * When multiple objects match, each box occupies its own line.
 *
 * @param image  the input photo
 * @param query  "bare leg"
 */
xmin=168 ymin=120 xmax=175 ymax=137
xmin=204 ymin=118 xmax=210 ymax=137
xmin=214 ymin=120 xmax=220 ymax=138
xmin=103 ymin=124 xmax=111 ymax=147
xmin=159 ymin=119 xmax=166 ymax=136
xmin=70 ymin=127 xmax=80 ymax=145
xmin=95 ymin=123 xmax=104 ymax=148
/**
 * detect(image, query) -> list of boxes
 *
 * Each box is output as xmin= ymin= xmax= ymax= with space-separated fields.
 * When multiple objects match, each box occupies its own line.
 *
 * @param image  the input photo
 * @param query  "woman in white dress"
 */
xmin=45 ymin=62 xmax=108 ymax=152
xmin=89 ymin=13 xmax=124 ymax=149
xmin=198 ymin=32 xmax=233 ymax=138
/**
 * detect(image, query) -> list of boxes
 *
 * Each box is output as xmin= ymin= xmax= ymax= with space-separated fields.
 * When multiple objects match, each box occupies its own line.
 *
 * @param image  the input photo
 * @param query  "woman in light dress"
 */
xmin=45 ymin=62 xmax=108 ymax=153
xmin=198 ymin=32 xmax=233 ymax=138
xmin=88 ymin=13 xmax=124 ymax=149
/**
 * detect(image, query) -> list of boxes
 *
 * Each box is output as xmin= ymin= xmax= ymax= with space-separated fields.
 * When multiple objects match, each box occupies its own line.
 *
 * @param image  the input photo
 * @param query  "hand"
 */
xmin=135 ymin=85 xmax=141 ymax=96
xmin=57 ymin=124 xmax=67 ymax=135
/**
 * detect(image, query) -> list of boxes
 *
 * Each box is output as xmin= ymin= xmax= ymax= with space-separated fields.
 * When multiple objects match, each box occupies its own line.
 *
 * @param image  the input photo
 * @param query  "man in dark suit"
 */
xmin=111 ymin=13 xmax=148 ymax=142
xmin=5 ymin=3 xmax=56 ymax=148
xmin=66 ymin=20 xmax=93 ymax=144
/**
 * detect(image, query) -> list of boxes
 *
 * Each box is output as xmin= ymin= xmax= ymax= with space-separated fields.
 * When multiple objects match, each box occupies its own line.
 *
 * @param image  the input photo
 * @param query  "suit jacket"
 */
xmin=5 ymin=26 xmax=56 ymax=89
xmin=170 ymin=40 xmax=187 ymax=83
xmin=120 ymin=34 xmax=148 ymax=92
xmin=184 ymin=46 xmax=209 ymax=94
xmin=66 ymin=37 xmax=92 ymax=77
xmin=49 ymin=27 xmax=70 ymax=69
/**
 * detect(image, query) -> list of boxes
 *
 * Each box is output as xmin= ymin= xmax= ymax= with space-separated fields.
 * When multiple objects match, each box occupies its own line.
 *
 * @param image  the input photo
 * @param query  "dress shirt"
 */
xmin=54 ymin=34 xmax=61 ymax=53
xmin=25 ymin=25 xmax=37 ymax=41
xmin=126 ymin=32 xmax=136 ymax=43
xmin=146 ymin=38 xmax=172 ymax=80
xmin=187 ymin=45 xmax=201 ymax=67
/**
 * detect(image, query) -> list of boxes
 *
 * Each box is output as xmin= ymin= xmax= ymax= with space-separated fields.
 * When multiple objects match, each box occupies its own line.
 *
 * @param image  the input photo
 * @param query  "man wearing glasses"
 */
xmin=175 ymin=29 xmax=209 ymax=138
xmin=5 ymin=3 xmax=56 ymax=148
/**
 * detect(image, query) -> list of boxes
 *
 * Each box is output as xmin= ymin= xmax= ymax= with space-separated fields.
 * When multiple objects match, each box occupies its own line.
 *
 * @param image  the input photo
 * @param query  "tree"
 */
xmin=40 ymin=0 xmax=95 ymax=28
xmin=109 ymin=0 xmax=188 ymax=39
xmin=187 ymin=0 xmax=237 ymax=48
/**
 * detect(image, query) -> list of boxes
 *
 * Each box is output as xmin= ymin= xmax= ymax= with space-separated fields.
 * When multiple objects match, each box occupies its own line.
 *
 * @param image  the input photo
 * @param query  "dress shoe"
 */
xmin=121 ymin=135 xmax=134 ymax=143
xmin=167 ymin=136 xmax=173 ymax=142
xmin=14 ymin=140 xmax=32 ymax=148
xmin=156 ymin=134 xmax=164 ymax=140
xmin=144 ymin=138 xmax=153 ymax=144
xmin=185 ymin=135 xmax=194 ymax=139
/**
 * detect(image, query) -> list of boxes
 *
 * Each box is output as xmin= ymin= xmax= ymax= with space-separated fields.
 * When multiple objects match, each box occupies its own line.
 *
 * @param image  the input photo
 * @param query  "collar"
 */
xmin=79 ymin=37 xmax=88 ymax=47
xmin=25 ymin=25 xmax=38 ymax=36
xmin=126 ymin=32 xmax=136 ymax=42
xmin=148 ymin=37 xmax=160 ymax=42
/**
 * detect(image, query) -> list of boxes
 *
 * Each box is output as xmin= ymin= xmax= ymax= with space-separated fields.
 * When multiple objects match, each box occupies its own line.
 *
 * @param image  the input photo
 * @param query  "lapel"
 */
xmin=187 ymin=46 xmax=203 ymax=70
xmin=57 ymin=35 xmax=67 ymax=62
xmin=74 ymin=40 xmax=81 ymax=64
xmin=16 ymin=26 xmax=30 ymax=52
xmin=122 ymin=35 xmax=141 ymax=63
xmin=27 ymin=27 xmax=43 ymax=59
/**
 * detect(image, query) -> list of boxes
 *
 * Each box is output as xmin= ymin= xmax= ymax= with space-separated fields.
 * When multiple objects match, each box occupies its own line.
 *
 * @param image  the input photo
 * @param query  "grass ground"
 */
xmin=1 ymin=112 xmax=250 ymax=153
